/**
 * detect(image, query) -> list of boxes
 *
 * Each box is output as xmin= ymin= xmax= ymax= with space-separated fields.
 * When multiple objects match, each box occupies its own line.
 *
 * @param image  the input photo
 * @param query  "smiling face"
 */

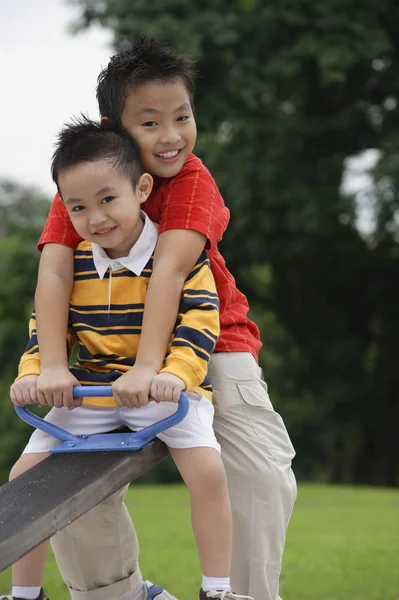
xmin=59 ymin=159 xmax=153 ymax=259
xmin=120 ymin=79 xmax=197 ymax=178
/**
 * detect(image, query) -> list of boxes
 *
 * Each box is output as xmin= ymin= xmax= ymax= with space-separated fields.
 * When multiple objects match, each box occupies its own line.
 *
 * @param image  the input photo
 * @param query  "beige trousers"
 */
xmin=51 ymin=352 xmax=296 ymax=600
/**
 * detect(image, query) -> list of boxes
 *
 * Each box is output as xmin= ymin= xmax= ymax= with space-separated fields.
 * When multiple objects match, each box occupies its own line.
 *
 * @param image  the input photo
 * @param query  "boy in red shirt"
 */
xmin=11 ymin=36 xmax=296 ymax=600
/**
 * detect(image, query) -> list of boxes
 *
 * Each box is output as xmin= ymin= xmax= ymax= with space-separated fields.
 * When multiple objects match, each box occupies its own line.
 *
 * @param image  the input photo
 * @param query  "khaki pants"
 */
xmin=51 ymin=353 xmax=296 ymax=600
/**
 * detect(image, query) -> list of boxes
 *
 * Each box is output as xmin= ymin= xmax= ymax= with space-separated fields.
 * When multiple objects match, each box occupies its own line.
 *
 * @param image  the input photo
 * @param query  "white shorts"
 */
xmin=23 ymin=393 xmax=220 ymax=454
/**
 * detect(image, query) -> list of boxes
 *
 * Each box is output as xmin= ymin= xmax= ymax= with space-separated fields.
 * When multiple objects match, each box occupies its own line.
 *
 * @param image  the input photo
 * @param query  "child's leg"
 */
xmin=51 ymin=485 xmax=146 ymax=598
xmin=169 ymin=446 xmax=232 ymax=578
xmin=122 ymin=394 xmax=232 ymax=591
xmin=7 ymin=405 xmax=122 ymax=598
xmin=9 ymin=452 xmax=50 ymax=588
xmin=51 ymin=491 xmax=180 ymax=600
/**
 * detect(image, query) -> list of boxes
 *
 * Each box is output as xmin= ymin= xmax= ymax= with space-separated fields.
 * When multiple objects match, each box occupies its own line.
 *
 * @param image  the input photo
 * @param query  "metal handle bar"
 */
xmin=15 ymin=386 xmax=189 ymax=446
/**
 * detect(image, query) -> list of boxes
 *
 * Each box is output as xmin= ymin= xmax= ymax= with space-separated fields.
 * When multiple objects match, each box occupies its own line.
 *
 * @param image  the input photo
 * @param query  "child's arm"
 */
xmin=10 ymin=308 xmax=78 ymax=408
xmin=140 ymin=228 xmax=207 ymax=367
xmin=34 ymin=194 xmax=82 ymax=408
xmin=10 ymin=312 xmax=43 ymax=405
xmin=151 ymin=250 xmax=220 ymax=400
xmin=112 ymin=229 xmax=207 ymax=407
xmin=34 ymin=243 xmax=80 ymax=408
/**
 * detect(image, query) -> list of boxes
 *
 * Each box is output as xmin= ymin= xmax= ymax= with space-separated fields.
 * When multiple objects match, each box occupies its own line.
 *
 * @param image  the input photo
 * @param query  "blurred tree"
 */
xmin=0 ymin=181 xmax=49 ymax=374
xmin=69 ymin=0 xmax=399 ymax=485
xmin=0 ymin=181 xmax=49 ymax=481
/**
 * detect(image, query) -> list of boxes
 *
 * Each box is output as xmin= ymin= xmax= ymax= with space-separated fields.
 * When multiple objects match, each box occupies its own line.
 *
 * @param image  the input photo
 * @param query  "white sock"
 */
xmin=202 ymin=576 xmax=231 ymax=592
xmin=11 ymin=587 xmax=41 ymax=600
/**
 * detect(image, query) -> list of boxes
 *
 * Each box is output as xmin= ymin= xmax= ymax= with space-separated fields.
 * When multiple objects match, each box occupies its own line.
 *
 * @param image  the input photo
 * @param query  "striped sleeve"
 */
xmin=17 ymin=312 xmax=77 ymax=379
xmin=160 ymin=251 xmax=220 ymax=391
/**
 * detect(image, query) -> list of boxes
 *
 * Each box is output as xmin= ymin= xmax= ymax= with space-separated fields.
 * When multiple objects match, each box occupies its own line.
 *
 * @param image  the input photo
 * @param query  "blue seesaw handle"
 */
xmin=14 ymin=386 xmax=189 ymax=445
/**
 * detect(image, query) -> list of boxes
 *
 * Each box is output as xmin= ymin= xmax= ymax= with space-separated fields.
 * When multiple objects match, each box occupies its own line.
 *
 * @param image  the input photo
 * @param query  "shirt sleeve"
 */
xmin=160 ymin=251 xmax=220 ymax=390
xmin=17 ymin=312 xmax=77 ymax=379
xmin=37 ymin=193 xmax=83 ymax=252
xmin=158 ymin=155 xmax=230 ymax=249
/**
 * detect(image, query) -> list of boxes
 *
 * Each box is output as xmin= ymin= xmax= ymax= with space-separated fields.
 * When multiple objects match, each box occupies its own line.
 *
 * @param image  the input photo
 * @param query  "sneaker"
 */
xmin=199 ymin=591 xmax=254 ymax=600
xmin=145 ymin=581 xmax=179 ymax=600
xmin=0 ymin=590 xmax=49 ymax=600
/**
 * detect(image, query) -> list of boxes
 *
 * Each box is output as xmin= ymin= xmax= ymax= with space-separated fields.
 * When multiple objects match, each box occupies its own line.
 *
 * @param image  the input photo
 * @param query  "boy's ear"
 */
xmin=137 ymin=173 xmax=153 ymax=203
xmin=100 ymin=116 xmax=112 ymax=125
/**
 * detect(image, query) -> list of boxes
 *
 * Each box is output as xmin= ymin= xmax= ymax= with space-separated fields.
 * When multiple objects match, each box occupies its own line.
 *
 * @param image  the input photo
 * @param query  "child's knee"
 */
xmin=208 ymin=455 xmax=227 ymax=485
xmin=9 ymin=452 xmax=49 ymax=480
xmin=192 ymin=452 xmax=228 ymax=496
xmin=170 ymin=446 xmax=228 ymax=496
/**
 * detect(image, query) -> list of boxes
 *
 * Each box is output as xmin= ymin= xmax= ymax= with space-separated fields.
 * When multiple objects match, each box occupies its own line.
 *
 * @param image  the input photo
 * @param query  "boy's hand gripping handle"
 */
xmin=14 ymin=386 xmax=189 ymax=452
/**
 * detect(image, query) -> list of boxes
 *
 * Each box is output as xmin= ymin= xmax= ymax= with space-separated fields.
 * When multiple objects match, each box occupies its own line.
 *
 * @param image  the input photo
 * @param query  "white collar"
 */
xmin=91 ymin=212 xmax=158 ymax=279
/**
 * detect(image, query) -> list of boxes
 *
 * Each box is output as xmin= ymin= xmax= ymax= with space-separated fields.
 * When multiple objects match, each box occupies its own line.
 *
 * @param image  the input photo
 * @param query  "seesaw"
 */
xmin=0 ymin=385 xmax=189 ymax=597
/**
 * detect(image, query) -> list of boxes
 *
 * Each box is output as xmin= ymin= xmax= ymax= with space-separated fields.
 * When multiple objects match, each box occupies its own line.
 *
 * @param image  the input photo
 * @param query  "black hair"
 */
xmin=51 ymin=116 xmax=144 ymax=196
xmin=96 ymin=35 xmax=196 ymax=122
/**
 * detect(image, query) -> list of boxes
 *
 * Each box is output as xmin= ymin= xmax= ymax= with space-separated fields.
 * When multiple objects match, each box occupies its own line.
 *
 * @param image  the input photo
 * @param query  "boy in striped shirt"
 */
xmin=7 ymin=118 xmax=252 ymax=600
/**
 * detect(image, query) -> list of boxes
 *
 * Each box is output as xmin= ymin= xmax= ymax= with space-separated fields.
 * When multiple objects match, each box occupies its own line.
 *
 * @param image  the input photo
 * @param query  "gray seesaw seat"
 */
xmin=0 ymin=439 xmax=168 ymax=571
xmin=0 ymin=386 xmax=188 ymax=572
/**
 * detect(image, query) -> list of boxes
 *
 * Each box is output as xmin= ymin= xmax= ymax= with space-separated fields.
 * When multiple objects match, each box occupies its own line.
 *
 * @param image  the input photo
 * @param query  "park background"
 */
xmin=0 ymin=0 xmax=398 ymax=598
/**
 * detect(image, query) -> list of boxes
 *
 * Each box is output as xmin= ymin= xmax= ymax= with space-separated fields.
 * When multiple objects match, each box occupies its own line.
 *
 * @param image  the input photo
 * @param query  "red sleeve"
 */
xmin=158 ymin=154 xmax=230 ymax=248
xmin=37 ymin=193 xmax=83 ymax=252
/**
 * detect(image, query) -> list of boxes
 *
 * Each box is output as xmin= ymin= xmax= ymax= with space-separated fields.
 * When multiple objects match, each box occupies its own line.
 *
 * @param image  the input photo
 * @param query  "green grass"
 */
xmin=1 ymin=483 xmax=398 ymax=599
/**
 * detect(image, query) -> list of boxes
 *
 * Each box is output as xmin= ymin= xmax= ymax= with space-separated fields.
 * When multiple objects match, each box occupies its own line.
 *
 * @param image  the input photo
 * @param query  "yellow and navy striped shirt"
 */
xmin=18 ymin=217 xmax=220 ymax=407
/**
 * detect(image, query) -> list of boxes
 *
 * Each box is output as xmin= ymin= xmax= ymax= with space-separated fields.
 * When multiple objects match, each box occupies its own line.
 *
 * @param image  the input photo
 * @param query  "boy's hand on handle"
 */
xmin=112 ymin=365 xmax=157 ymax=408
xmin=10 ymin=375 xmax=40 ymax=406
xmin=37 ymin=367 xmax=81 ymax=409
xmin=150 ymin=373 xmax=185 ymax=403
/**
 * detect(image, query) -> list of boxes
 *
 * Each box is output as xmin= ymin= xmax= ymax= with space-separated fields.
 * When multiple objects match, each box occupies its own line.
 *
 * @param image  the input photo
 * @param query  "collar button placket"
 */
xmin=107 ymin=267 xmax=113 ymax=316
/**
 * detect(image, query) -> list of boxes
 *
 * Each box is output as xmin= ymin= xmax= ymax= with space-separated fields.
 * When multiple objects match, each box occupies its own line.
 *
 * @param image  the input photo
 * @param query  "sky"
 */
xmin=0 ymin=0 xmax=112 ymax=196
xmin=0 ymin=0 xmax=379 ymax=234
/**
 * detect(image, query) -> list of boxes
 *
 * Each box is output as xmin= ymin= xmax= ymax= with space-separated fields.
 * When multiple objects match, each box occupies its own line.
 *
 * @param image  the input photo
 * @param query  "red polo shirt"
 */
xmin=38 ymin=153 xmax=261 ymax=359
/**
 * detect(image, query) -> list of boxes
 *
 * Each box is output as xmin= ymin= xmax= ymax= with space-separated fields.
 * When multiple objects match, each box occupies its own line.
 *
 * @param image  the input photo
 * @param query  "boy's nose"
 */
xmin=89 ymin=210 xmax=107 ymax=226
xmin=159 ymin=128 xmax=181 ymax=145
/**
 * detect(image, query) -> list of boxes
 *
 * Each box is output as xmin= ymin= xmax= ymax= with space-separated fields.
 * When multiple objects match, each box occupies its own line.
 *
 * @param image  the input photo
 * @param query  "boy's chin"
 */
xmin=86 ymin=237 xmax=115 ymax=249
xmin=154 ymin=165 xmax=182 ymax=178
xmin=151 ymin=155 xmax=187 ymax=178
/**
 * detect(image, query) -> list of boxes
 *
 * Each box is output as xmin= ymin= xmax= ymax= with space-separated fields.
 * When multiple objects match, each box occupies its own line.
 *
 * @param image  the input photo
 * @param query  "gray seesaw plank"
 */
xmin=0 ymin=440 xmax=168 ymax=571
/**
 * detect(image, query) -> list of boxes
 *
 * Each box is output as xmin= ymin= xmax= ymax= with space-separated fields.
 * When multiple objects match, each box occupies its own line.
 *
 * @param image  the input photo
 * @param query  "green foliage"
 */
xmin=68 ymin=0 xmax=399 ymax=485
xmin=0 ymin=374 xmax=34 ymax=482
xmin=1 ymin=483 xmax=398 ymax=599
xmin=0 ymin=181 xmax=50 ymax=480
xmin=0 ymin=181 xmax=49 ymax=375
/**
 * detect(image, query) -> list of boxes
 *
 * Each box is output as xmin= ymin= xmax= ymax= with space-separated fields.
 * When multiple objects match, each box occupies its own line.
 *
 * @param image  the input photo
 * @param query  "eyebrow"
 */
xmin=175 ymin=103 xmax=191 ymax=112
xmin=65 ymin=197 xmax=82 ymax=205
xmin=136 ymin=103 xmax=191 ymax=118
xmin=136 ymin=107 xmax=160 ymax=118
xmin=94 ymin=185 xmax=117 ymax=197
xmin=65 ymin=185 xmax=117 ymax=205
